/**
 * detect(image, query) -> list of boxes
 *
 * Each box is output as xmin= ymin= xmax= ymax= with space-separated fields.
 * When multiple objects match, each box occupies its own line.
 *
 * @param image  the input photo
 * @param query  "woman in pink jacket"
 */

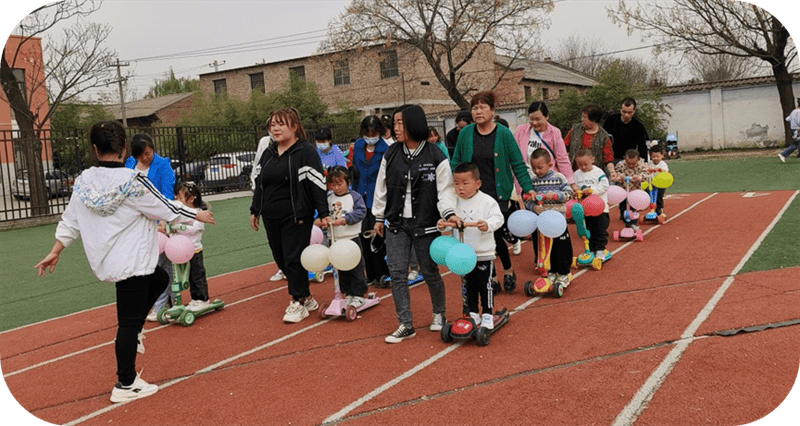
xmin=513 ymin=101 xmax=579 ymax=195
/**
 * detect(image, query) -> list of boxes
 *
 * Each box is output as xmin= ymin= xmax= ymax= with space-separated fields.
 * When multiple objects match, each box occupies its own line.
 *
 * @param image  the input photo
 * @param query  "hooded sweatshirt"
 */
xmin=55 ymin=165 xmax=198 ymax=282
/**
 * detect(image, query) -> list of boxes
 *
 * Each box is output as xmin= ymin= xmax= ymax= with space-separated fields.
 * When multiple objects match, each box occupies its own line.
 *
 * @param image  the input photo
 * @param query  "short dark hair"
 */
xmin=650 ymin=144 xmax=664 ymax=154
xmin=494 ymin=115 xmax=509 ymax=128
xmin=455 ymin=110 xmax=472 ymax=124
xmin=527 ymin=101 xmax=549 ymax=117
xmin=621 ymin=97 xmax=637 ymax=109
xmin=531 ymin=147 xmax=551 ymax=163
xmin=427 ymin=126 xmax=440 ymax=141
xmin=360 ymin=115 xmax=384 ymax=137
xmin=174 ymin=181 xmax=207 ymax=210
xmin=326 ymin=165 xmax=351 ymax=185
xmin=392 ymin=104 xmax=429 ymax=142
xmin=582 ymin=104 xmax=603 ymax=123
xmin=453 ymin=162 xmax=480 ymax=180
xmin=625 ymin=148 xmax=640 ymax=159
xmin=314 ymin=127 xmax=332 ymax=141
xmin=470 ymin=91 xmax=496 ymax=110
xmin=89 ymin=120 xmax=127 ymax=158
xmin=131 ymin=133 xmax=156 ymax=159
xmin=575 ymin=148 xmax=594 ymax=159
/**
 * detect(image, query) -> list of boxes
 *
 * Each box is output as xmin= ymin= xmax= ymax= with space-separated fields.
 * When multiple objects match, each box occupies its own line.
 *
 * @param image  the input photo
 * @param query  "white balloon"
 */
xmin=300 ymin=244 xmax=330 ymax=273
xmin=537 ymin=210 xmax=567 ymax=238
xmin=329 ymin=239 xmax=361 ymax=271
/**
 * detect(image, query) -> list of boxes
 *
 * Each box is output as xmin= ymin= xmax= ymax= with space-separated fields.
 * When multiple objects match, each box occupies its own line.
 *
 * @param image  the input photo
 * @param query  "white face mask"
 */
xmin=317 ymin=143 xmax=330 ymax=151
xmin=364 ymin=136 xmax=380 ymax=145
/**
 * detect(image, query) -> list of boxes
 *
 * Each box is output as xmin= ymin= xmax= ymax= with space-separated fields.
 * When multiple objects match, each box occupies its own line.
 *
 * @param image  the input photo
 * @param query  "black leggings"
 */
xmin=115 ymin=267 xmax=169 ymax=385
xmin=265 ymin=215 xmax=313 ymax=301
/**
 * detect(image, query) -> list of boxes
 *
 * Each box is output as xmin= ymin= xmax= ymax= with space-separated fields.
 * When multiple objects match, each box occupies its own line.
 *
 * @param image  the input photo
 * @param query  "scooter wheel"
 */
xmin=476 ymin=327 xmax=490 ymax=346
xmin=553 ymin=283 xmax=564 ymax=298
xmin=440 ymin=322 xmax=453 ymax=343
xmin=636 ymin=230 xmax=644 ymax=241
xmin=345 ymin=305 xmax=358 ymax=321
xmin=658 ymin=215 xmax=666 ymax=225
xmin=319 ymin=303 xmax=330 ymax=319
xmin=179 ymin=310 xmax=195 ymax=327
xmin=315 ymin=272 xmax=324 ymax=283
xmin=592 ymin=258 xmax=603 ymax=270
xmin=157 ymin=307 xmax=170 ymax=325
xmin=613 ymin=231 xmax=620 ymax=241
xmin=523 ymin=280 xmax=533 ymax=297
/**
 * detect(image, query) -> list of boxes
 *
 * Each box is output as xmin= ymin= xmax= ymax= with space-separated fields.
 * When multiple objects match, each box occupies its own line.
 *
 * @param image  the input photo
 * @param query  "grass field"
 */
xmin=1 ymin=155 xmax=797 ymax=332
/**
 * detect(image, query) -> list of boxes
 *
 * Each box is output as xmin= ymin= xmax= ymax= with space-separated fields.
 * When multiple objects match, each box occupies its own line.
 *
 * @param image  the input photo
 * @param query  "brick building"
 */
xmin=198 ymin=42 xmax=596 ymax=125
xmin=104 ymin=92 xmax=195 ymax=127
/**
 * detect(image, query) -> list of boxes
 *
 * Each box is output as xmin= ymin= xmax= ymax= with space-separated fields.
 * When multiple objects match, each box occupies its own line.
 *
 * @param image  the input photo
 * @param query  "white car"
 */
xmin=12 ymin=169 xmax=74 ymax=199
xmin=203 ymin=151 xmax=256 ymax=191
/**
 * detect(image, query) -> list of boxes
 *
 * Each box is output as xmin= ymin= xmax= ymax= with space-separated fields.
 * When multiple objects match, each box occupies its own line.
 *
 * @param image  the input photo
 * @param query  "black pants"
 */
xmin=531 ymin=228 xmax=573 ymax=275
xmin=188 ymin=250 xmax=209 ymax=302
xmin=465 ymin=260 xmax=494 ymax=315
xmin=494 ymin=199 xmax=515 ymax=272
xmin=586 ymin=213 xmax=610 ymax=253
xmin=360 ymin=209 xmax=389 ymax=283
xmin=338 ymin=237 xmax=367 ymax=297
xmin=115 ymin=267 xmax=169 ymax=386
xmin=655 ymin=188 xmax=666 ymax=214
xmin=265 ymin=215 xmax=313 ymax=301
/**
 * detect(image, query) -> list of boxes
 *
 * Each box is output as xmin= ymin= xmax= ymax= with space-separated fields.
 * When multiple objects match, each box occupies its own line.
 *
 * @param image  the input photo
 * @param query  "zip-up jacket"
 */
xmin=250 ymin=139 xmax=329 ymax=222
xmin=352 ymin=137 xmax=388 ymax=209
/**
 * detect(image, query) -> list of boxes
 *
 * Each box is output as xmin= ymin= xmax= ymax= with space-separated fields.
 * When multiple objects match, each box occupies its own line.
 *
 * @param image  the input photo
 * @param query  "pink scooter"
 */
xmin=613 ymin=176 xmax=644 ymax=242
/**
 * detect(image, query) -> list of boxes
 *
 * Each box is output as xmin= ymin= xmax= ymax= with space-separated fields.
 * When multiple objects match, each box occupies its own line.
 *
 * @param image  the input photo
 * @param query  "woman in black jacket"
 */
xmin=250 ymin=107 xmax=330 ymax=323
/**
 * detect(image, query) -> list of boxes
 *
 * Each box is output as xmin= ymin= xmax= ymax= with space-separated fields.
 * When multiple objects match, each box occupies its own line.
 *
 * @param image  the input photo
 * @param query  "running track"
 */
xmin=1 ymin=191 xmax=799 ymax=426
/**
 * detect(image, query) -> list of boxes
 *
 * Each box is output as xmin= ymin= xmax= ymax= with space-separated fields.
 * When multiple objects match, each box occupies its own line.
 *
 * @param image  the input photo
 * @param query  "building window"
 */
xmin=541 ymin=87 xmax=549 ymax=99
xmin=380 ymin=50 xmax=399 ymax=79
xmin=524 ymin=86 xmax=532 ymax=100
xmin=333 ymin=60 xmax=350 ymax=86
xmin=213 ymin=79 xmax=227 ymax=96
xmin=250 ymin=72 xmax=265 ymax=93
xmin=289 ymin=66 xmax=306 ymax=80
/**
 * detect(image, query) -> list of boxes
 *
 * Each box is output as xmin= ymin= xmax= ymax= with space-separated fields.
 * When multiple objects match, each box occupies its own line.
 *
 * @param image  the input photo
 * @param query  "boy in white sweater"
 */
xmin=573 ymin=149 xmax=611 ymax=261
xmin=437 ymin=162 xmax=504 ymax=329
xmin=646 ymin=145 xmax=670 ymax=218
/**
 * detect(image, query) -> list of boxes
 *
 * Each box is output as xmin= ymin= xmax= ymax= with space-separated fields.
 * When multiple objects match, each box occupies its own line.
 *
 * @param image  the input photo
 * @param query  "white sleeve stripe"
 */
xmin=136 ymin=175 xmax=195 ymax=218
xmin=298 ymin=168 xmax=327 ymax=190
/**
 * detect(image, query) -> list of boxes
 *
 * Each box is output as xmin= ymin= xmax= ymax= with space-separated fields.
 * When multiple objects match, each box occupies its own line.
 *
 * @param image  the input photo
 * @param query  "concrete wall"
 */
xmin=661 ymin=81 xmax=800 ymax=151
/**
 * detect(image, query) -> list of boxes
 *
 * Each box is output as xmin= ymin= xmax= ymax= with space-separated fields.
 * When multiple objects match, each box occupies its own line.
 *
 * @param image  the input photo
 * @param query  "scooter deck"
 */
xmin=320 ymin=293 xmax=381 ymax=320
xmin=446 ymin=308 xmax=509 ymax=341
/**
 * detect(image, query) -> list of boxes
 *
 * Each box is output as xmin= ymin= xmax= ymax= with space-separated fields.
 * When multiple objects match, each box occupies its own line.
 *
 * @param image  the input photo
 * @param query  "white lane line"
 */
xmin=322 ymin=193 xmax=721 ymax=424
xmin=612 ymin=190 xmax=798 ymax=426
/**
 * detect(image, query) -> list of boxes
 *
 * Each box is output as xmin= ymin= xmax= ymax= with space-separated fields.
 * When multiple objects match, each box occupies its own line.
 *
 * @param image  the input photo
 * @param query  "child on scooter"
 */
xmin=314 ymin=166 xmax=368 ymax=308
xmin=529 ymin=148 xmax=573 ymax=290
xmin=437 ymin=162 xmax=504 ymax=329
xmin=647 ymin=145 xmax=670 ymax=219
xmin=169 ymin=182 xmax=213 ymax=312
xmin=613 ymin=149 xmax=649 ymax=230
xmin=572 ymin=149 xmax=611 ymax=261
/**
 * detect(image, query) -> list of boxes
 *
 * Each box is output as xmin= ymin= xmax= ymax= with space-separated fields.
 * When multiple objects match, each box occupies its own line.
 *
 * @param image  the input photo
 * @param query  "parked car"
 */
xmin=203 ymin=151 xmax=256 ymax=191
xmin=171 ymin=159 xmax=207 ymax=185
xmin=12 ymin=169 xmax=74 ymax=200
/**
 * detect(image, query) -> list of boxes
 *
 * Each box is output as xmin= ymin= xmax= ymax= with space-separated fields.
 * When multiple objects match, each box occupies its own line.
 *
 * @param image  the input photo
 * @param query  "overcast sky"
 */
xmin=1 ymin=0 xmax=795 ymax=103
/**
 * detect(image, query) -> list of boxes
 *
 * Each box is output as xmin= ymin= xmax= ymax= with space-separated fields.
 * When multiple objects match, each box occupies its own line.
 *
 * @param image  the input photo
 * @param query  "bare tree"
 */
xmin=321 ymin=0 xmax=553 ymax=110
xmin=609 ymin=0 xmax=798 ymax=144
xmin=547 ymin=35 xmax=609 ymax=77
xmin=1 ymin=0 xmax=114 ymax=215
xmin=685 ymin=52 xmax=761 ymax=82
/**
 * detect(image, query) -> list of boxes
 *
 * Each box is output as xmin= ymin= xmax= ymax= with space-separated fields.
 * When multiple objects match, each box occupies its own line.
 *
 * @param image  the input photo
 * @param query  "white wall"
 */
xmin=661 ymin=81 xmax=800 ymax=151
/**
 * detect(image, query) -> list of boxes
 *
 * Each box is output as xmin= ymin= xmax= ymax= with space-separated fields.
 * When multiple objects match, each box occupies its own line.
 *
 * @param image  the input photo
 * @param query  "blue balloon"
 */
xmin=507 ymin=210 xmax=538 ymax=237
xmin=538 ymin=210 xmax=567 ymax=238
xmin=445 ymin=243 xmax=477 ymax=275
xmin=430 ymin=235 xmax=459 ymax=265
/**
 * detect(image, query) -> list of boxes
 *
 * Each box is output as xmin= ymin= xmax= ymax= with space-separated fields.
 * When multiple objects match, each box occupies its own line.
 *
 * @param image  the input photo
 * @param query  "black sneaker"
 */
xmin=491 ymin=278 xmax=501 ymax=294
xmin=503 ymin=272 xmax=516 ymax=292
xmin=385 ymin=324 xmax=416 ymax=343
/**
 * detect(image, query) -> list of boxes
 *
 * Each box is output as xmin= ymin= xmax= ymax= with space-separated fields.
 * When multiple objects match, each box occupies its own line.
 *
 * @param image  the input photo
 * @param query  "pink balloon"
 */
xmin=310 ymin=225 xmax=324 ymax=245
xmin=606 ymin=186 xmax=627 ymax=206
xmin=627 ymin=189 xmax=651 ymax=211
xmin=581 ymin=195 xmax=605 ymax=217
xmin=565 ymin=199 xmax=577 ymax=220
xmin=157 ymin=232 xmax=169 ymax=254
xmin=165 ymin=234 xmax=195 ymax=264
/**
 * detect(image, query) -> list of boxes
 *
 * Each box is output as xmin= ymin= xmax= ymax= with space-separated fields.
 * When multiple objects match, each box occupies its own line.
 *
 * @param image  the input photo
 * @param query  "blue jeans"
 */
xmin=385 ymin=218 xmax=446 ymax=328
xmin=151 ymin=254 xmax=175 ymax=311
xmin=781 ymin=139 xmax=799 ymax=157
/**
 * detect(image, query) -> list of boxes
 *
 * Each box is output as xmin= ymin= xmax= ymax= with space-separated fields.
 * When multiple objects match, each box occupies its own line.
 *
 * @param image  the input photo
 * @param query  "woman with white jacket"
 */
xmin=35 ymin=120 xmax=215 ymax=403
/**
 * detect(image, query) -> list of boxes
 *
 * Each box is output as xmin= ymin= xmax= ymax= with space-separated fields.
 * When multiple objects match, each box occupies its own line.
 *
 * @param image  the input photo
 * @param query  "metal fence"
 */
xmin=0 ymin=123 xmax=362 ymax=227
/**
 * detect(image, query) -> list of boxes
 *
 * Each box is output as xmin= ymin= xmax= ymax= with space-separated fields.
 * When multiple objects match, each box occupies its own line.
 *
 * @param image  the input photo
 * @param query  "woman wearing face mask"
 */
xmin=353 ymin=115 xmax=391 ymax=288
xmin=315 ymin=127 xmax=347 ymax=171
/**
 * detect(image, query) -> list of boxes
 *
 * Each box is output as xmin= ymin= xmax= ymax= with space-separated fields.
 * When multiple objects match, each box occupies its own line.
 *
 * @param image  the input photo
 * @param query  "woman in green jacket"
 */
xmin=451 ymin=91 xmax=534 ymax=294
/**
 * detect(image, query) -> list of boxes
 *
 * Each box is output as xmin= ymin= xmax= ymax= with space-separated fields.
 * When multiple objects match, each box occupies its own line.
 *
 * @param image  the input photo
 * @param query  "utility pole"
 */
xmin=209 ymin=60 xmax=226 ymax=72
xmin=107 ymin=58 xmax=130 ymax=127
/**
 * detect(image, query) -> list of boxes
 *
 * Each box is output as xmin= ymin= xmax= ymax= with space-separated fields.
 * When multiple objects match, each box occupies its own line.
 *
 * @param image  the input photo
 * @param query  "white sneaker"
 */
xmin=555 ymin=273 xmax=571 ymax=288
xmin=344 ymin=295 xmax=353 ymax=307
xmin=348 ymin=296 xmax=366 ymax=309
xmin=303 ymin=296 xmax=319 ymax=311
xmin=429 ymin=313 xmax=444 ymax=332
xmin=407 ymin=270 xmax=419 ymax=282
xmin=779 ymin=153 xmax=786 ymax=163
xmin=385 ymin=324 xmax=416 ymax=343
xmin=110 ymin=371 xmax=158 ymax=403
xmin=469 ymin=312 xmax=481 ymax=326
xmin=481 ymin=313 xmax=495 ymax=330
xmin=283 ymin=301 xmax=309 ymax=323
xmin=136 ymin=333 xmax=145 ymax=355
xmin=512 ymin=240 xmax=522 ymax=255
xmin=270 ymin=270 xmax=286 ymax=281
xmin=146 ymin=311 xmax=158 ymax=322
xmin=186 ymin=300 xmax=210 ymax=312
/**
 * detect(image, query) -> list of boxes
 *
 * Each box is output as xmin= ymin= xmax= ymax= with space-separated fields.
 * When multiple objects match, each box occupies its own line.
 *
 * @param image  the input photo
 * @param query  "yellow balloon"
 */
xmin=641 ymin=182 xmax=651 ymax=191
xmin=653 ymin=172 xmax=674 ymax=189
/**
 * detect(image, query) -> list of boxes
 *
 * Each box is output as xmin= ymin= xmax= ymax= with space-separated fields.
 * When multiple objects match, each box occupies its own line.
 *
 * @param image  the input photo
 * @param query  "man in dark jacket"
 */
xmin=603 ymin=98 xmax=649 ymax=163
xmin=444 ymin=110 xmax=472 ymax=157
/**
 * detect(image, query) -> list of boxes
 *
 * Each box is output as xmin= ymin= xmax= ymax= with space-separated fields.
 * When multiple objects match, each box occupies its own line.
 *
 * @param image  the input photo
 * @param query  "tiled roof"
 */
xmin=104 ymin=92 xmax=194 ymax=120
xmin=661 ymin=73 xmax=800 ymax=94
xmin=496 ymin=56 xmax=598 ymax=87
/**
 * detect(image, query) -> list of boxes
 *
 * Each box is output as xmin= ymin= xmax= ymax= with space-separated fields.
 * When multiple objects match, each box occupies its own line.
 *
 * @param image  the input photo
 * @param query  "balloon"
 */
xmin=537 ymin=210 xmax=567 ymax=238
xmin=581 ymin=195 xmax=605 ymax=217
xmin=300 ymin=244 xmax=330 ymax=273
xmin=606 ymin=185 xmax=627 ymax=206
xmin=652 ymin=172 xmax=674 ymax=189
xmin=565 ymin=199 xmax=577 ymax=220
xmin=328 ymin=239 xmax=361 ymax=271
xmin=445 ymin=243 xmax=477 ymax=275
xmin=157 ymin=232 xmax=169 ymax=254
xmin=165 ymin=235 xmax=195 ymax=264
xmin=430 ymin=235 xmax=459 ymax=265
xmin=627 ymin=189 xmax=651 ymax=211
xmin=507 ymin=210 xmax=538 ymax=237
xmin=641 ymin=181 xmax=651 ymax=191
xmin=310 ymin=225 xmax=324 ymax=245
